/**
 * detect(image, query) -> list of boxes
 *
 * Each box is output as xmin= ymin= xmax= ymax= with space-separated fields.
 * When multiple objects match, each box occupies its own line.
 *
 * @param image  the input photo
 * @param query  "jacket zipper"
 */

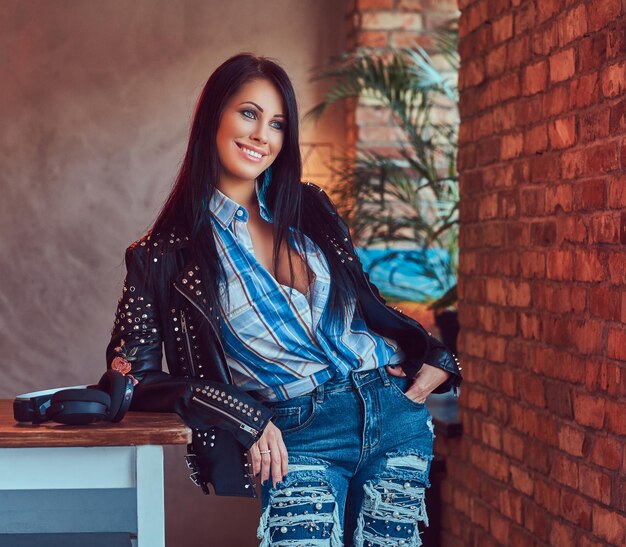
xmin=174 ymin=282 xmax=234 ymax=384
xmin=191 ymin=396 xmax=259 ymax=437
xmin=180 ymin=310 xmax=196 ymax=377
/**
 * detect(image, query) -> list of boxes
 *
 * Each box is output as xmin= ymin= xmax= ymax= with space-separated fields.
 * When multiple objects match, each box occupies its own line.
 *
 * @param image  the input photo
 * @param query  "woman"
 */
xmin=106 ymin=53 xmax=462 ymax=546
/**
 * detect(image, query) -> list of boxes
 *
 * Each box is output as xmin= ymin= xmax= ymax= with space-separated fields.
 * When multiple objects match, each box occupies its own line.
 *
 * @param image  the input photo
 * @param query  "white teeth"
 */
xmin=240 ymin=146 xmax=262 ymax=159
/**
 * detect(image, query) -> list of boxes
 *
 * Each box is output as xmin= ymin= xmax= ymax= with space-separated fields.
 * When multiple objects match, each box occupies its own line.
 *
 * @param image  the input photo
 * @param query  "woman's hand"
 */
xmin=250 ymin=421 xmax=289 ymax=488
xmin=386 ymin=363 xmax=451 ymax=403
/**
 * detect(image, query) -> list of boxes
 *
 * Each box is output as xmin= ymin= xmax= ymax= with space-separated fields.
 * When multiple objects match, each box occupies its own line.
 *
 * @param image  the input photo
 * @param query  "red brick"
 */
xmin=544 ymin=84 xmax=569 ymax=116
xmin=506 ymin=280 xmax=531 ymax=307
xmin=361 ymin=11 xmax=423 ymax=31
xmin=607 ymin=25 xmax=626 ymax=59
xmin=492 ymin=13 xmax=513 ymax=43
xmin=546 ymin=250 xmax=574 ymax=281
xmin=561 ymin=149 xmax=586 ymax=179
xmin=470 ymin=445 xmax=510 ymax=482
xmin=578 ymin=463 xmax=612 ymax=505
xmin=523 ymin=61 xmax=548 ymax=95
xmin=592 ymin=504 xmax=626 ymax=545
xmin=573 ymin=178 xmax=607 ymax=210
xmin=587 ymin=0 xmax=623 ymax=32
xmin=499 ymin=490 xmax=523 ymax=525
xmin=519 ymin=312 xmax=541 ymax=340
xmin=588 ymin=285 xmax=621 ymax=320
xmin=556 ymin=215 xmax=588 ymax=244
xmin=502 ymin=430 xmax=525 ymax=461
xmin=569 ymin=72 xmax=599 ymax=108
xmin=535 ymin=0 xmax=560 ymax=22
xmin=549 ymin=48 xmax=575 ymax=83
xmin=608 ymin=251 xmax=626 ymax=284
xmin=481 ymin=421 xmax=502 ymax=450
xmin=608 ymin=327 xmax=626 ymax=360
xmin=355 ymin=105 xmax=392 ymax=126
xmin=549 ymin=520 xmax=577 ymax=546
xmin=534 ymin=477 xmax=561 ymax=512
xmin=601 ymin=60 xmax=626 ymax=98
xmin=510 ymin=465 xmax=533 ymax=496
xmin=389 ymin=31 xmax=431 ymax=48
xmin=501 ymin=133 xmax=523 ymax=159
xmin=545 ymin=381 xmax=573 ymax=419
xmin=523 ymin=499 xmax=549 ymax=539
xmin=358 ymin=0 xmax=394 ymax=9
xmin=357 ymin=31 xmax=389 ymax=47
xmin=526 ymin=442 xmax=550 ymax=474
xmin=519 ymin=373 xmax=546 ymax=408
xmin=557 ymin=4 xmax=587 ymax=46
xmin=574 ymin=250 xmax=607 ymax=283
xmin=571 ymin=319 xmax=604 ymax=355
xmin=551 ymin=453 xmax=578 ymax=489
xmin=548 ymin=115 xmax=576 ymax=149
xmin=560 ymin=490 xmax=592 ymax=528
xmin=530 ymin=220 xmax=556 ymax=246
xmin=605 ymin=400 xmax=626 ymax=435
xmin=578 ymin=534 xmax=606 ymax=547
xmin=544 ymin=183 xmax=572 ymax=213
xmin=590 ymin=435 xmax=622 ymax=470
xmin=573 ymin=393 xmax=605 ymax=429
xmin=609 ymin=96 xmax=626 ymax=135
xmin=585 ymin=141 xmax=620 ymax=174
xmin=557 ymin=424 xmax=585 ymax=457
xmin=524 ymin=123 xmax=549 ymax=154
xmin=520 ymin=250 xmax=546 ymax=278
xmin=514 ymin=0 xmax=535 ymax=36
xmin=489 ymin=512 xmax=510 ymax=544
xmin=470 ymin=499 xmax=490 ymax=531
xmin=508 ymin=34 xmax=530 ymax=67
xmin=588 ymin=212 xmax=621 ymax=244
xmin=580 ymin=107 xmax=611 ymax=143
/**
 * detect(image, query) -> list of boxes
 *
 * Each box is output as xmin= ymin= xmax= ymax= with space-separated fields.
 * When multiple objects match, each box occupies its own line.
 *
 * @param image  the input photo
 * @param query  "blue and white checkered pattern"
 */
xmin=209 ymin=181 xmax=405 ymax=401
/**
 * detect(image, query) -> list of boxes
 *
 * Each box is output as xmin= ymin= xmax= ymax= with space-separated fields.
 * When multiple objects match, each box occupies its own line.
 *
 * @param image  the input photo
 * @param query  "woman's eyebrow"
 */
xmin=239 ymin=101 xmax=286 ymax=119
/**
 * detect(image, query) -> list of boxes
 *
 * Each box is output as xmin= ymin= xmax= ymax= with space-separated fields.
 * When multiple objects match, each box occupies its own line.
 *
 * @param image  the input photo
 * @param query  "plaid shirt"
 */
xmin=209 ymin=181 xmax=405 ymax=401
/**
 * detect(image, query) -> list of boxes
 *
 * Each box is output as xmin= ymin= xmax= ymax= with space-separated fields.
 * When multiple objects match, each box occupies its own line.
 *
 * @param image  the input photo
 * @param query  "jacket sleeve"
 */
xmin=105 ymin=242 xmax=273 ymax=449
xmin=310 ymin=183 xmax=463 ymax=396
xmin=362 ymin=269 xmax=463 ymax=395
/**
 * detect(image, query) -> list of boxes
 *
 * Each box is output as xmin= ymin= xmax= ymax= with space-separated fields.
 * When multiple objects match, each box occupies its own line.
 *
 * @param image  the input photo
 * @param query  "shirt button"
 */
xmin=236 ymin=209 xmax=244 ymax=217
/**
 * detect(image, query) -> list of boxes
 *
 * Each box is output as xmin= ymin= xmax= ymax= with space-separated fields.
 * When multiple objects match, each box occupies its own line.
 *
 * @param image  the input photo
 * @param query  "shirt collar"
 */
xmin=208 ymin=178 xmax=273 ymax=230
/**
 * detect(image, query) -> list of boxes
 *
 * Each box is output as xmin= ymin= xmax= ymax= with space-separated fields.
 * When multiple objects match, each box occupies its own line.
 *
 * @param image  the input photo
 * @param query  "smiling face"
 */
xmin=215 ymin=78 xmax=286 ymax=189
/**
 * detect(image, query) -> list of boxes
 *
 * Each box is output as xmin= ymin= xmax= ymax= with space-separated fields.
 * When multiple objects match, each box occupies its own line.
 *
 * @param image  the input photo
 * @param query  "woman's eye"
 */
xmin=241 ymin=109 xmax=256 ymax=119
xmin=270 ymin=120 xmax=284 ymax=130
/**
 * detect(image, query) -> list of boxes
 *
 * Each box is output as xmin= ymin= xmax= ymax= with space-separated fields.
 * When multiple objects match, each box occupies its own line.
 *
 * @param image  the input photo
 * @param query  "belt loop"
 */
xmin=378 ymin=366 xmax=390 ymax=386
xmin=315 ymin=382 xmax=325 ymax=404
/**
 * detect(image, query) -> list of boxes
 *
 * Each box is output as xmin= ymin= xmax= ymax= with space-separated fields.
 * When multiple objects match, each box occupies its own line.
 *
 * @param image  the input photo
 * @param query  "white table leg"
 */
xmin=135 ymin=445 xmax=164 ymax=547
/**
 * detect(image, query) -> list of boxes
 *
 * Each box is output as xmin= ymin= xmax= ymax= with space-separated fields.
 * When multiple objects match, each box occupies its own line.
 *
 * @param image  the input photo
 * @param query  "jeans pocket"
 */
xmin=388 ymin=374 xmax=427 ymax=409
xmin=269 ymin=394 xmax=317 ymax=435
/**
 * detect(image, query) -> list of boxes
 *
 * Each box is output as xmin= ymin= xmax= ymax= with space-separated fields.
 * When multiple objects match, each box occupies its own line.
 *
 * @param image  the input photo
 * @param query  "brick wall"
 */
xmin=438 ymin=0 xmax=626 ymax=545
xmin=345 ymin=0 xmax=460 ymax=158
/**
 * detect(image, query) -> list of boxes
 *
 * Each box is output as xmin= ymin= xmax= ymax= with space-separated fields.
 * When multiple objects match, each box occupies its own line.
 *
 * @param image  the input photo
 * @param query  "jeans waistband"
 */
xmin=314 ymin=367 xmax=391 ymax=401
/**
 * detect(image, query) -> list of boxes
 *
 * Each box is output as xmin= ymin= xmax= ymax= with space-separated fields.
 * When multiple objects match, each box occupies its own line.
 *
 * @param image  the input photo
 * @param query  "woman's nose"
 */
xmin=250 ymin=125 xmax=268 ymax=144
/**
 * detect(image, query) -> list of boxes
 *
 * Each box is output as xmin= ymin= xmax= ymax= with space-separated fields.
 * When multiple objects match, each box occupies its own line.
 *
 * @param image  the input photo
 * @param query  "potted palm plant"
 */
xmin=305 ymin=19 xmax=460 ymax=344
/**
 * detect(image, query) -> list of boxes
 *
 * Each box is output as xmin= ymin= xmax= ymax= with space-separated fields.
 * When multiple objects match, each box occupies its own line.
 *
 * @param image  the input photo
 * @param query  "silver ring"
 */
xmin=259 ymin=449 xmax=271 ymax=454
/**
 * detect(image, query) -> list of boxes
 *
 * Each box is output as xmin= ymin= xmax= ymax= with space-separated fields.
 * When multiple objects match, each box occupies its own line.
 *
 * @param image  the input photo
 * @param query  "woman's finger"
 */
xmin=260 ymin=443 xmax=272 ymax=485
xmin=249 ymin=442 xmax=264 ymax=477
xmin=269 ymin=436 xmax=284 ymax=488
xmin=279 ymin=439 xmax=289 ymax=480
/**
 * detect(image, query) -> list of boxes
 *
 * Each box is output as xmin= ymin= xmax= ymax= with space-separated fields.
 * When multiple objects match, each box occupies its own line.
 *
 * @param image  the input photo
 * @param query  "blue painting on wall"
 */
xmin=354 ymin=247 xmax=454 ymax=303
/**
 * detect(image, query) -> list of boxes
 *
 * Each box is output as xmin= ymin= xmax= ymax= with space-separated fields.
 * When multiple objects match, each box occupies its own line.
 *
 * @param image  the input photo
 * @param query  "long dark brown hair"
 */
xmin=146 ymin=53 xmax=357 ymax=332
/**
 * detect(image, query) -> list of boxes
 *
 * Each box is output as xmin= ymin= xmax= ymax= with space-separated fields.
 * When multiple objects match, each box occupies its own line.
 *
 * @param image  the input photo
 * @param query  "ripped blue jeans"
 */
xmin=258 ymin=366 xmax=435 ymax=546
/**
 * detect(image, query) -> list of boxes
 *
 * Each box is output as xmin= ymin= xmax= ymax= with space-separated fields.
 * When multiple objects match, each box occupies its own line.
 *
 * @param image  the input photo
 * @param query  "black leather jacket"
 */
xmin=105 ymin=182 xmax=462 ymax=497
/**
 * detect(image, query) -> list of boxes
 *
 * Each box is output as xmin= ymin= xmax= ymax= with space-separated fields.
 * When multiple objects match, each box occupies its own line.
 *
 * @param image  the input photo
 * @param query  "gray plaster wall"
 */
xmin=0 ymin=1 xmax=347 ymax=545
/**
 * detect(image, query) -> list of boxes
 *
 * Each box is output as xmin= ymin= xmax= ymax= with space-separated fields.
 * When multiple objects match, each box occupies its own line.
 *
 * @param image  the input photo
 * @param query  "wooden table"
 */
xmin=0 ymin=400 xmax=191 ymax=547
